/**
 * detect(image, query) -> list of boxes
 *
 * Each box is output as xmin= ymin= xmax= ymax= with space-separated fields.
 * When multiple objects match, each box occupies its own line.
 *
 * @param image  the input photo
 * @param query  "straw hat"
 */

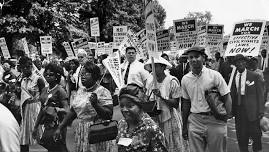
xmin=144 ymin=57 xmax=172 ymax=71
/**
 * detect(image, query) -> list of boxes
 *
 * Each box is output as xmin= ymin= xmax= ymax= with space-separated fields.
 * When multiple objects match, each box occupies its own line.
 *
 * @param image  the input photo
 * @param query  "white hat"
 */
xmin=144 ymin=57 xmax=172 ymax=70
xmin=77 ymin=48 xmax=87 ymax=55
xmin=65 ymin=56 xmax=78 ymax=62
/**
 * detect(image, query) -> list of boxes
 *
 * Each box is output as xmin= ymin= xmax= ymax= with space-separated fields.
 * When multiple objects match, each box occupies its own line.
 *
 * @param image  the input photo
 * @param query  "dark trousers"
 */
xmin=235 ymin=106 xmax=262 ymax=152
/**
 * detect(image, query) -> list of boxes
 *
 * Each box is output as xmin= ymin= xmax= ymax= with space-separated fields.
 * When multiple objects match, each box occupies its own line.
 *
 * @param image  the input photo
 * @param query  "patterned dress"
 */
xmin=146 ymin=74 xmax=190 ymax=152
xmin=116 ymin=113 xmax=168 ymax=152
xmin=20 ymin=73 xmax=44 ymax=145
xmin=71 ymin=85 xmax=116 ymax=152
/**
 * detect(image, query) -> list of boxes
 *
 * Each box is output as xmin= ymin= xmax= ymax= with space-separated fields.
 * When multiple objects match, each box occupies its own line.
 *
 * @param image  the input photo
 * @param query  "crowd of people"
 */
xmin=0 ymin=44 xmax=269 ymax=152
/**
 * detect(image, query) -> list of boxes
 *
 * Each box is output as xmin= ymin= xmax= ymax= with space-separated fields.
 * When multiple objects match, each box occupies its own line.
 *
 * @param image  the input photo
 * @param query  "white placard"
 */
xmin=22 ymin=38 xmax=30 ymax=56
xmin=90 ymin=17 xmax=100 ymax=37
xmin=0 ymin=37 xmax=11 ymax=59
xmin=102 ymin=51 xmax=123 ymax=89
xmin=40 ymin=36 xmax=52 ymax=55
xmin=225 ymin=20 xmax=266 ymax=57
xmin=156 ymin=29 xmax=170 ymax=52
xmin=205 ymin=24 xmax=224 ymax=58
xmin=113 ymin=26 xmax=128 ymax=47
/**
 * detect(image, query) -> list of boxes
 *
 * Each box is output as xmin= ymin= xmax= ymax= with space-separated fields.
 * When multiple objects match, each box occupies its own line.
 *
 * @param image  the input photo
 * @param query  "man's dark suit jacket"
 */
xmin=170 ymin=62 xmax=190 ymax=83
xmin=231 ymin=70 xmax=265 ymax=121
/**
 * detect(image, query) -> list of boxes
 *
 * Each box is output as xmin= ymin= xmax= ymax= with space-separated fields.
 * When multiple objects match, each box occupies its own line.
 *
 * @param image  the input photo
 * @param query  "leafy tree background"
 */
xmin=0 ymin=0 xmax=166 ymax=58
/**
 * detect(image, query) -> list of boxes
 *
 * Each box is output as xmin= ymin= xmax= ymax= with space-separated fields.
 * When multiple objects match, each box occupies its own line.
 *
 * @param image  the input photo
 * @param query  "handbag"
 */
xmin=88 ymin=120 xmax=118 ymax=144
xmin=205 ymin=87 xmax=228 ymax=121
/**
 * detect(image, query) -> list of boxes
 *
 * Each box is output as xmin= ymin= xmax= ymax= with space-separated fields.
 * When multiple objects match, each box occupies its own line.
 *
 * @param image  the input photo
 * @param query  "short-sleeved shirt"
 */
xmin=181 ymin=66 xmax=230 ymax=113
xmin=71 ymin=85 xmax=112 ymax=121
xmin=117 ymin=113 xmax=168 ymax=152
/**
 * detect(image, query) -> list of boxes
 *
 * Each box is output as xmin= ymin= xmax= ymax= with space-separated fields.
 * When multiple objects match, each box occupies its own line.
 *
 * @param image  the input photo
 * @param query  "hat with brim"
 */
xmin=185 ymin=46 xmax=206 ymax=55
xmin=144 ymin=57 xmax=172 ymax=71
xmin=180 ymin=52 xmax=188 ymax=58
xmin=234 ymin=54 xmax=248 ymax=63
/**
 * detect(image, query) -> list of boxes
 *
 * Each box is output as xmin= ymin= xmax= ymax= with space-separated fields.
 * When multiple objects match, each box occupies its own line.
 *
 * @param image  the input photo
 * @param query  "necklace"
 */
xmin=47 ymin=84 xmax=58 ymax=93
xmin=85 ymin=83 xmax=98 ymax=92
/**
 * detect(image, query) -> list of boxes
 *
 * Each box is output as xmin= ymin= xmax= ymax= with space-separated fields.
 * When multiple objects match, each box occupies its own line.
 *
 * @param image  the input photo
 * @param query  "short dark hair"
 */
xmin=83 ymin=61 xmax=101 ymax=82
xmin=125 ymin=46 xmax=136 ymax=53
xmin=44 ymin=63 xmax=64 ymax=84
xmin=161 ymin=53 xmax=169 ymax=59
xmin=18 ymin=56 xmax=32 ymax=68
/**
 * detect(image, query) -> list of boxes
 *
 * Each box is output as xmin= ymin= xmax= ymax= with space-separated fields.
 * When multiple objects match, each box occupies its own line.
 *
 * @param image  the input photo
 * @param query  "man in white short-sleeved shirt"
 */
xmin=181 ymin=46 xmax=232 ymax=152
xmin=0 ymin=103 xmax=20 ymax=152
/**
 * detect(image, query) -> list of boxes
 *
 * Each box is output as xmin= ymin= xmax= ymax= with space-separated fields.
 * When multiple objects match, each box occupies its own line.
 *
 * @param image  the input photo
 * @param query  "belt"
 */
xmin=194 ymin=112 xmax=213 ymax=116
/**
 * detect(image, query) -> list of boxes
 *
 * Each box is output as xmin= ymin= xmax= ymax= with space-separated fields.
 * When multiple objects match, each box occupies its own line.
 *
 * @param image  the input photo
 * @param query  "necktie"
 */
xmin=182 ymin=63 xmax=185 ymax=75
xmin=237 ymin=73 xmax=242 ymax=105
xmin=262 ymin=59 xmax=264 ymax=70
xmin=124 ymin=63 xmax=131 ymax=84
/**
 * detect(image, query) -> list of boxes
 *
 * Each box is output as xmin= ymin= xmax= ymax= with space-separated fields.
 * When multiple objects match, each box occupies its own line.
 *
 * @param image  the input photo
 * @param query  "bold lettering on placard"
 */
xmin=178 ymin=43 xmax=193 ymax=49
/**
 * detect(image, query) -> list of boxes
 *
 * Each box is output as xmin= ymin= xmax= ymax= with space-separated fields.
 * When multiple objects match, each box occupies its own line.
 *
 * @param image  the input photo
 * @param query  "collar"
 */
xmin=236 ymin=68 xmax=246 ymax=75
xmin=23 ymin=73 xmax=35 ymax=81
xmin=191 ymin=66 xmax=205 ymax=77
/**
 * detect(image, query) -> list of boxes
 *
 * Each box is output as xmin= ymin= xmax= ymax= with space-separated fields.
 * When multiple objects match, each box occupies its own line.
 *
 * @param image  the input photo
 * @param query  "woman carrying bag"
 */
xmin=32 ymin=63 xmax=70 ymax=152
xmin=54 ymin=61 xmax=116 ymax=152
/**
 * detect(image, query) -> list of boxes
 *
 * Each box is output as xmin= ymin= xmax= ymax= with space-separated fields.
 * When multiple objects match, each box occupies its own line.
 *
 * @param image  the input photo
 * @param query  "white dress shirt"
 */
xmin=235 ymin=69 xmax=247 ymax=95
xmin=122 ymin=60 xmax=150 ymax=87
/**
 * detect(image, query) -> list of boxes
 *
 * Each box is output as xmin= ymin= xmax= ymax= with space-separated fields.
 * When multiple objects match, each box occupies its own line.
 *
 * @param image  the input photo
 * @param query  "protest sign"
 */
xmin=90 ymin=17 xmax=100 ymax=37
xmin=22 ymin=38 xmax=30 ymax=56
xmin=73 ymin=38 xmax=92 ymax=55
xmin=197 ymin=25 xmax=207 ymax=47
xmin=63 ymin=42 xmax=74 ymax=57
xmin=225 ymin=20 xmax=266 ymax=57
xmin=145 ymin=0 xmax=158 ymax=58
xmin=136 ymin=29 xmax=148 ymax=59
xmin=156 ymin=29 xmax=170 ymax=52
xmin=170 ymin=41 xmax=177 ymax=51
xmin=71 ymin=42 xmax=77 ymax=56
xmin=0 ymin=37 xmax=11 ymax=59
xmin=88 ymin=42 xmax=97 ymax=50
xmin=173 ymin=18 xmax=197 ymax=50
xmin=260 ymin=22 xmax=269 ymax=50
xmin=113 ymin=26 xmax=128 ymax=47
xmin=40 ymin=36 xmax=52 ymax=55
xmin=95 ymin=42 xmax=105 ymax=57
xmin=102 ymin=51 xmax=123 ymax=89
xmin=205 ymin=24 xmax=224 ymax=58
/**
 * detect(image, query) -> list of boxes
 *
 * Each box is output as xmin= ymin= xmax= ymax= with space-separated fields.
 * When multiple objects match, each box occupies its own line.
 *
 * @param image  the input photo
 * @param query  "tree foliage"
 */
xmin=0 ymin=0 xmax=166 ymax=57
xmin=185 ymin=11 xmax=212 ymax=26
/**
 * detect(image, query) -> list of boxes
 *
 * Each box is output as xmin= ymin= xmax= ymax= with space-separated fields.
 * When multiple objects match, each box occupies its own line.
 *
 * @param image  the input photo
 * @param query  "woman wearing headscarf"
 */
xmin=145 ymin=57 xmax=189 ymax=152
xmin=117 ymin=84 xmax=168 ymax=152
xmin=32 ymin=63 xmax=69 ymax=152
xmin=18 ymin=56 xmax=45 ymax=152
xmin=54 ymin=61 xmax=115 ymax=152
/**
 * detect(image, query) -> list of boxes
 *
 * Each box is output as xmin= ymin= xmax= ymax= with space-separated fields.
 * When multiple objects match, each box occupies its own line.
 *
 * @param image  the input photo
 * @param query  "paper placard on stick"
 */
xmin=136 ymin=29 xmax=148 ymax=59
xmin=173 ymin=18 xmax=197 ymax=50
xmin=0 ymin=37 xmax=11 ymax=59
xmin=225 ymin=20 xmax=266 ymax=57
xmin=205 ymin=24 xmax=224 ymax=58
xmin=157 ymin=29 xmax=170 ymax=52
xmin=197 ymin=25 xmax=207 ymax=47
xmin=260 ymin=21 xmax=269 ymax=50
xmin=90 ymin=17 xmax=100 ymax=37
xmin=145 ymin=12 xmax=158 ymax=58
xmin=22 ymin=38 xmax=30 ymax=56
xmin=63 ymin=42 xmax=74 ymax=57
xmin=102 ymin=51 xmax=123 ymax=89
xmin=113 ymin=26 xmax=128 ymax=47
xmin=40 ymin=36 xmax=52 ymax=55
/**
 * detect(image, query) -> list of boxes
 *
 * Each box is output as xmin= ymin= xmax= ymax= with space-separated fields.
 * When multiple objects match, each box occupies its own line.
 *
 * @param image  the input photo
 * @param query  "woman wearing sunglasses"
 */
xmin=32 ymin=63 xmax=69 ymax=152
xmin=117 ymin=84 xmax=168 ymax=152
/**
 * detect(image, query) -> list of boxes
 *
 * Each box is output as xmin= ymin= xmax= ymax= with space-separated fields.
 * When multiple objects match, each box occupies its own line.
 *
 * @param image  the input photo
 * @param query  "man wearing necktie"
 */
xmin=231 ymin=54 xmax=265 ymax=152
xmin=122 ymin=46 xmax=150 ymax=88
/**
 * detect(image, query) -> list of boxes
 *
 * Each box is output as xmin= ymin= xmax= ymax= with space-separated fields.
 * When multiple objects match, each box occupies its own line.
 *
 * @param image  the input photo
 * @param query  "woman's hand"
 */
xmin=53 ymin=128 xmax=62 ymax=142
xmin=152 ymin=89 xmax=162 ymax=98
xmin=89 ymin=93 xmax=98 ymax=106
xmin=32 ymin=128 xmax=39 ymax=140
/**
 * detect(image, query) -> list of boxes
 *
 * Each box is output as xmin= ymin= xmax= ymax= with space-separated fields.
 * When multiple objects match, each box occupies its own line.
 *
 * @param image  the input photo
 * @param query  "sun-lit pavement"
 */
xmin=30 ymin=106 xmax=269 ymax=152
